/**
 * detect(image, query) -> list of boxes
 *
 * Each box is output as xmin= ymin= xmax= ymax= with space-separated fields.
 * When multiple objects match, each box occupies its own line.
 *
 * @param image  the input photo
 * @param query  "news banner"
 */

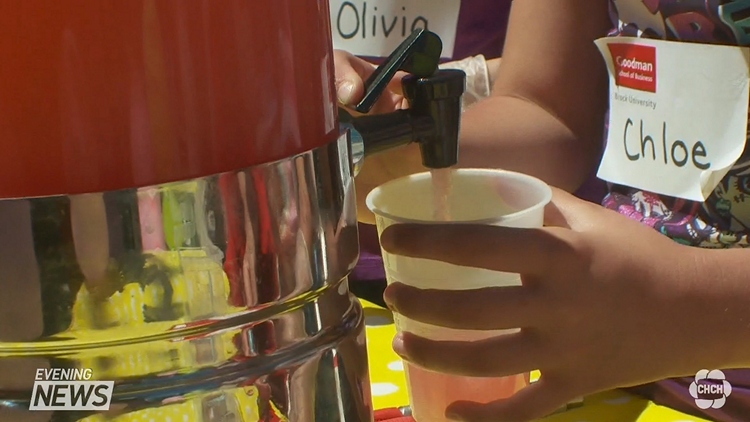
xmin=29 ymin=368 xmax=114 ymax=411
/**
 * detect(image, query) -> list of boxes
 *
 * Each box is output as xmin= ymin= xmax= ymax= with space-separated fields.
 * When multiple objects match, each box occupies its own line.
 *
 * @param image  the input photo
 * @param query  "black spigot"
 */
xmin=340 ymin=28 xmax=466 ymax=170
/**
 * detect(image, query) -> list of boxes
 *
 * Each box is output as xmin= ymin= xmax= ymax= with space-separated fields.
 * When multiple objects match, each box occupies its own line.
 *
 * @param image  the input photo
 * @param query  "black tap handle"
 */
xmin=354 ymin=28 xmax=442 ymax=114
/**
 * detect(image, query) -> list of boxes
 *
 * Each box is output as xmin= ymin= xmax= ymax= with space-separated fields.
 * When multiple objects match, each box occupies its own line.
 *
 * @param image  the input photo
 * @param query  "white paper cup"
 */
xmin=366 ymin=169 xmax=552 ymax=422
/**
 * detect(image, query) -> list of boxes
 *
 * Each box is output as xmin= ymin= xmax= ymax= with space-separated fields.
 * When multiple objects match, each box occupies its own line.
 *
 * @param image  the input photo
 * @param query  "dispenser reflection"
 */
xmin=0 ymin=137 xmax=370 ymax=422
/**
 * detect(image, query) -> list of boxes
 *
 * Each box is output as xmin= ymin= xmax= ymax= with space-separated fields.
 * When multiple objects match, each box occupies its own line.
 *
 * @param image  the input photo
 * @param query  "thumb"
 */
xmin=335 ymin=79 xmax=361 ymax=107
xmin=333 ymin=49 xmax=370 ymax=106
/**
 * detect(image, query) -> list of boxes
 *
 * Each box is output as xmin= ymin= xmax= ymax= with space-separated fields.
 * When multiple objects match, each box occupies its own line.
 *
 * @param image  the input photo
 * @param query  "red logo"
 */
xmin=608 ymin=43 xmax=656 ymax=93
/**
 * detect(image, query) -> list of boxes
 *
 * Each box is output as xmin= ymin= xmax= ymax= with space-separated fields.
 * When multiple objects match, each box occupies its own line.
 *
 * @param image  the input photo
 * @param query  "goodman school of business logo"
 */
xmin=689 ymin=369 xmax=732 ymax=410
xmin=29 ymin=368 xmax=114 ymax=411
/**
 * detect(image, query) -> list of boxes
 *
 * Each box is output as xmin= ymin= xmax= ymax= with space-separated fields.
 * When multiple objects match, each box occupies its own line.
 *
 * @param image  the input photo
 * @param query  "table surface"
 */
xmin=361 ymin=300 xmax=709 ymax=422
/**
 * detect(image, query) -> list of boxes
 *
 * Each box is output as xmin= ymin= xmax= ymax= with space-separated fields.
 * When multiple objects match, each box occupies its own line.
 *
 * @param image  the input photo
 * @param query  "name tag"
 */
xmin=594 ymin=37 xmax=750 ymax=202
xmin=330 ymin=0 xmax=461 ymax=59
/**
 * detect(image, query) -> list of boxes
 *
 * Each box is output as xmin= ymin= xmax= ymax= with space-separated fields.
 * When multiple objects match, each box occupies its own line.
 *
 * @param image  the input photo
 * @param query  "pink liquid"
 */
xmin=413 ymin=170 xmax=527 ymax=420
xmin=407 ymin=363 xmax=529 ymax=422
xmin=431 ymin=169 xmax=453 ymax=221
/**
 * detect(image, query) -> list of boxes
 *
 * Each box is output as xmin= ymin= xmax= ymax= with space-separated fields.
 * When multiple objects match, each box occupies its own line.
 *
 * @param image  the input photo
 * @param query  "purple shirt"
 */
xmin=453 ymin=0 xmax=511 ymax=61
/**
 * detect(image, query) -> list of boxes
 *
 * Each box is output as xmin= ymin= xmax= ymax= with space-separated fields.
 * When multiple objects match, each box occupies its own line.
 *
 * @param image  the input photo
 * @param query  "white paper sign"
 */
xmin=330 ymin=0 xmax=460 ymax=59
xmin=595 ymin=37 xmax=750 ymax=202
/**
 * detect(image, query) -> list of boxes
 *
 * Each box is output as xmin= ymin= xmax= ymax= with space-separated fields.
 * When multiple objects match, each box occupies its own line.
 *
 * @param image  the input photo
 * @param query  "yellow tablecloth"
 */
xmin=362 ymin=300 xmax=708 ymax=422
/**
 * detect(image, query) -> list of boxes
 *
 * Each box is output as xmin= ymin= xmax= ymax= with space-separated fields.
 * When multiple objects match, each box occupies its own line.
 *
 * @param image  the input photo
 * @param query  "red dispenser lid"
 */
xmin=0 ymin=1 xmax=339 ymax=198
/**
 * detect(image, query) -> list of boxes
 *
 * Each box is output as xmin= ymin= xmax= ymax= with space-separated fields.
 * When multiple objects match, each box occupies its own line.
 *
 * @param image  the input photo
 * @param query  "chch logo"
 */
xmin=689 ymin=369 xmax=732 ymax=409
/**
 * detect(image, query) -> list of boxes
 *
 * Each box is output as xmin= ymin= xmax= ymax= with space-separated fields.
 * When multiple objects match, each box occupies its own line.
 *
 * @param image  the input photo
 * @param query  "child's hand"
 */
xmin=334 ymin=49 xmax=408 ymax=114
xmin=380 ymin=188 xmax=717 ymax=421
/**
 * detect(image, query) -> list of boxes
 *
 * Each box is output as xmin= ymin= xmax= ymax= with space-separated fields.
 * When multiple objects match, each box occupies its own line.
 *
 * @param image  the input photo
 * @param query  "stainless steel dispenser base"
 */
xmin=0 ymin=136 xmax=372 ymax=422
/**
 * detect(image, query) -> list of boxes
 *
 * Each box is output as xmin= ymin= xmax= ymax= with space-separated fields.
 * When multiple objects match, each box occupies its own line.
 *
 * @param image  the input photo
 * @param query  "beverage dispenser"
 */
xmin=0 ymin=2 xmax=465 ymax=421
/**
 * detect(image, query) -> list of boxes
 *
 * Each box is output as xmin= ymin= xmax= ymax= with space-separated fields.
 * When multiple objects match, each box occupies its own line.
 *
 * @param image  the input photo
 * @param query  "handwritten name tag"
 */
xmin=595 ymin=37 xmax=750 ymax=202
xmin=330 ymin=0 xmax=461 ymax=59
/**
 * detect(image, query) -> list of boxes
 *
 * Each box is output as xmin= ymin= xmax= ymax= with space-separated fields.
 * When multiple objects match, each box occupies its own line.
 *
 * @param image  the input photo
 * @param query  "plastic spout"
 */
xmin=402 ymin=69 xmax=465 ymax=169
xmin=340 ymin=29 xmax=466 ymax=174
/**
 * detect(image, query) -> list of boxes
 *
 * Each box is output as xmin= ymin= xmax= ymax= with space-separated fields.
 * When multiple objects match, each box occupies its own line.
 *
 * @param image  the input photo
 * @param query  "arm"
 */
xmin=682 ymin=248 xmax=750 ymax=370
xmin=457 ymin=0 xmax=612 ymax=191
